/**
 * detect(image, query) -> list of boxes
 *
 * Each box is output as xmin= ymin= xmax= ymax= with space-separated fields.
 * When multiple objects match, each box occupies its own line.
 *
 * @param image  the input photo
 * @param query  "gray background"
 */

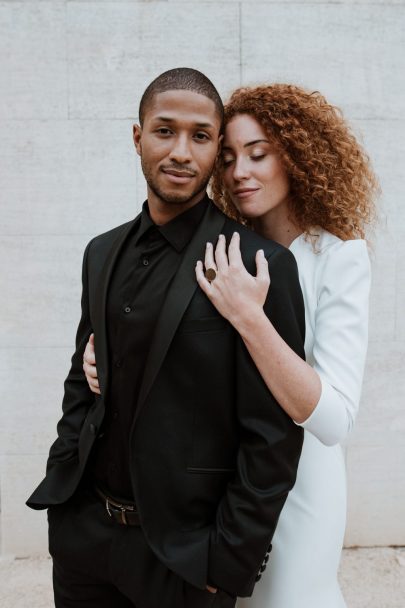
xmin=0 ymin=0 xmax=404 ymax=556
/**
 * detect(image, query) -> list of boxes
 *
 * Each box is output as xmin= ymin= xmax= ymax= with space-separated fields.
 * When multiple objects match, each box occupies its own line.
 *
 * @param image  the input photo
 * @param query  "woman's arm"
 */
xmin=299 ymin=239 xmax=371 ymax=445
xmin=196 ymin=233 xmax=371 ymax=446
xmin=196 ymin=232 xmax=320 ymax=424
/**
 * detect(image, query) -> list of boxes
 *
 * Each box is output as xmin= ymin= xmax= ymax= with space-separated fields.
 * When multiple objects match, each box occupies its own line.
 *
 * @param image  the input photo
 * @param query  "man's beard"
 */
xmin=142 ymin=160 xmax=213 ymax=205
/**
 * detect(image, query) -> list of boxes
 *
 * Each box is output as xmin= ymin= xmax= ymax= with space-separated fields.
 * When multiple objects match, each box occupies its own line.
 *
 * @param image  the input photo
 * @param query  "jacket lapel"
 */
xmin=134 ymin=202 xmax=226 ymax=423
xmin=93 ymin=214 xmax=141 ymax=397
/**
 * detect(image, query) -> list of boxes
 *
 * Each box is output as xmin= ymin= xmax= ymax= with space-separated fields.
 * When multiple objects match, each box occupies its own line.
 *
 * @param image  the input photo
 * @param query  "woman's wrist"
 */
xmin=231 ymin=306 xmax=270 ymax=338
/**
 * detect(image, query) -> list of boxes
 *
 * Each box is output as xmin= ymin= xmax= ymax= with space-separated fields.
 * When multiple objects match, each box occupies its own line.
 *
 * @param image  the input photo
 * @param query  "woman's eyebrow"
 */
xmin=222 ymin=139 xmax=269 ymax=151
xmin=243 ymin=139 xmax=269 ymax=148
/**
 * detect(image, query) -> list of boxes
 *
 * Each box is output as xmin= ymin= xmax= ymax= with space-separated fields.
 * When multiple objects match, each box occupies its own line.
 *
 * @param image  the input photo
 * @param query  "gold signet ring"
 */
xmin=205 ymin=268 xmax=217 ymax=282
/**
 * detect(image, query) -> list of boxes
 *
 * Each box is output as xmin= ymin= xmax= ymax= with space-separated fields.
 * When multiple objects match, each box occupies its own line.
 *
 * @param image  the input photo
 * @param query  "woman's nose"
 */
xmin=232 ymin=157 xmax=250 ymax=181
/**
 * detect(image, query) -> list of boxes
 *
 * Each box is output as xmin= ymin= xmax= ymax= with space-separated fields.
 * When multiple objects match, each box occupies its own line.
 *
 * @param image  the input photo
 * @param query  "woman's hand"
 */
xmin=195 ymin=232 xmax=270 ymax=329
xmin=83 ymin=333 xmax=100 ymax=395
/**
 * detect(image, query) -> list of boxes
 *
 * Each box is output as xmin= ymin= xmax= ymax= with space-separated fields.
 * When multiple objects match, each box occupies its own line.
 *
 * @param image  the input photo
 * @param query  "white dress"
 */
xmin=238 ymin=229 xmax=371 ymax=608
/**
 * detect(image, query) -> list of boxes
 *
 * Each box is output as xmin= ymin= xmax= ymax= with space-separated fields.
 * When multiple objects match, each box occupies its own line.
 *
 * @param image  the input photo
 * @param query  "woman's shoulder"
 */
xmin=292 ymin=228 xmax=369 ymax=263
xmin=291 ymin=228 xmax=370 ymax=293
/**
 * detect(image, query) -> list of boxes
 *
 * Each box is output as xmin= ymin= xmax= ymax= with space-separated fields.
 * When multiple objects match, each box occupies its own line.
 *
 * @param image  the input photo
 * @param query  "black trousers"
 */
xmin=47 ymin=484 xmax=236 ymax=608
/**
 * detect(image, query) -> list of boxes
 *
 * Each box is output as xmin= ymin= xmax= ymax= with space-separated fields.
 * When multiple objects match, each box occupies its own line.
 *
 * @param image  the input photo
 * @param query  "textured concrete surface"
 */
xmin=1 ymin=548 xmax=405 ymax=608
xmin=1 ymin=0 xmax=404 ymax=555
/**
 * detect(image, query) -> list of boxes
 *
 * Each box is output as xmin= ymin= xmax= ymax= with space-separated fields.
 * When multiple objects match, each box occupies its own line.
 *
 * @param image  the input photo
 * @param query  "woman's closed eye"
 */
xmin=222 ymin=155 xmax=235 ymax=167
xmin=222 ymin=153 xmax=266 ymax=167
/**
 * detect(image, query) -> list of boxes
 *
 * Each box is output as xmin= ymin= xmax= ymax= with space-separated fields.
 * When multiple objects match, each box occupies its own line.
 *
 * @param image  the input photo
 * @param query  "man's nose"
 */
xmin=169 ymin=135 xmax=192 ymax=164
xmin=232 ymin=157 xmax=249 ymax=181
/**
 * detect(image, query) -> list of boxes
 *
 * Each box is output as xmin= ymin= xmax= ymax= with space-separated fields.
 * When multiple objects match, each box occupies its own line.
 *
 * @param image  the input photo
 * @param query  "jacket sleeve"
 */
xmin=208 ymin=246 xmax=305 ymax=597
xmin=296 ymin=239 xmax=371 ymax=446
xmin=46 ymin=238 xmax=95 ymax=472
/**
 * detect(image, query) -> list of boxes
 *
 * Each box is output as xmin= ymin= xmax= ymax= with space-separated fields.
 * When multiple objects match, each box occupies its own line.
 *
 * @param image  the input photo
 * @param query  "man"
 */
xmin=27 ymin=68 xmax=305 ymax=608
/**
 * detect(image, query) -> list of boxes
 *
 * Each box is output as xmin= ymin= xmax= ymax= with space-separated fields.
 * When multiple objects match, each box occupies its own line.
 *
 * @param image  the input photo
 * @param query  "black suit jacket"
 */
xmin=27 ymin=201 xmax=305 ymax=597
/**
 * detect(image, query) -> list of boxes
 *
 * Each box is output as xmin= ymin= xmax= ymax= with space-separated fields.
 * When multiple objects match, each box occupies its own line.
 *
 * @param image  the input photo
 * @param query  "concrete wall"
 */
xmin=0 ymin=0 xmax=403 ymax=556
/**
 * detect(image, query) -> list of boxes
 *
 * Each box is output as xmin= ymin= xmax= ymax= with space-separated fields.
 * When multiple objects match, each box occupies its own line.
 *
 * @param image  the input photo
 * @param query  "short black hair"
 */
xmin=139 ymin=67 xmax=224 ymax=130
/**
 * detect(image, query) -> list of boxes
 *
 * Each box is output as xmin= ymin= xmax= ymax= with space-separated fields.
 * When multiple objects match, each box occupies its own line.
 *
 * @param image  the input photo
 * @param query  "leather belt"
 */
xmin=94 ymin=486 xmax=141 ymax=526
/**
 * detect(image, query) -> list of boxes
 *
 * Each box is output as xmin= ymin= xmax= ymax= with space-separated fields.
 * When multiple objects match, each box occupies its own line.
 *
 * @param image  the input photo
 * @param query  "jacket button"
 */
xmin=89 ymin=423 xmax=97 ymax=435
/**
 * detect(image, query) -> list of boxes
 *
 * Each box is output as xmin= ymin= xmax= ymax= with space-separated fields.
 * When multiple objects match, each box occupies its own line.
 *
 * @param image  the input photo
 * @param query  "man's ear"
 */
xmin=133 ymin=124 xmax=142 ymax=156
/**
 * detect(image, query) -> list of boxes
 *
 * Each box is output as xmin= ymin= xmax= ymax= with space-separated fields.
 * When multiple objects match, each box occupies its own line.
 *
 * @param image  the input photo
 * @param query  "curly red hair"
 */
xmin=211 ymin=84 xmax=379 ymax=240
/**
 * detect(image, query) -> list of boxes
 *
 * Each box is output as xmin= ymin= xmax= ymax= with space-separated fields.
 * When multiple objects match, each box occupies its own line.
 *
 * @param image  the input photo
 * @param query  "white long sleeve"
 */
xmin=290 ymin=234 xmax=371 ymax=446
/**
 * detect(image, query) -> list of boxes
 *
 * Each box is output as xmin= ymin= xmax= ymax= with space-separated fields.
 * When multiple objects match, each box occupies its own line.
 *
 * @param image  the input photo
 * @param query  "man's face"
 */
xmin=133 ymin=90 xmax=222 ymax=215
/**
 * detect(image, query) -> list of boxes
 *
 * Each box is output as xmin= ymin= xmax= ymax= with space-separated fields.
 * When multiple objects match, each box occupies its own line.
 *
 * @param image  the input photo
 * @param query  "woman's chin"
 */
xmin=237 ymin=206 xmax=263 ymax=221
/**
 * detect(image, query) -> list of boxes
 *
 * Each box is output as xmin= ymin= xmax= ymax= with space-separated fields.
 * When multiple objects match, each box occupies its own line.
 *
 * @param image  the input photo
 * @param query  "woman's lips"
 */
xmin=233 ymin=188 xmax=260 ymax=199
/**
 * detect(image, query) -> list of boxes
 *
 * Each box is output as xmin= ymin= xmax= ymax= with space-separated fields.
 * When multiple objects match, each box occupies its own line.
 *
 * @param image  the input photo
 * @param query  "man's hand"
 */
xmin=206 ymin=585 xmax=217 ymax=594
xmin=83 ymin=333 xmax=101 ymax=395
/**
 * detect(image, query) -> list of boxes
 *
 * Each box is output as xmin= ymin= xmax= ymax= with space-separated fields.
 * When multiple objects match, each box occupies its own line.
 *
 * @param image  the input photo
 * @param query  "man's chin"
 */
xmin=162 ymin=195 xmax=197 ymax=205
xmin=153 ymin=185 xmax=205 ymax=206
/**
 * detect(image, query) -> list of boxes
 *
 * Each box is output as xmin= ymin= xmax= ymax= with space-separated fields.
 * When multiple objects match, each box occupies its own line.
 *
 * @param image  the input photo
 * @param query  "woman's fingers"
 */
xmin=83 ymin=358 xmax=97 ymax=379
xmin=84 ymin=338 xmax=96 ymax=366
xmin=214 ymin=234 xmax=229 ymax=271
xmin=83 ymin=333 xmax=101 ymax=394
xmin=228 ymin=231 xmax=243 ymax=268
xmin=90 ymin=384 xmax=101 ymax=395
xmin=255 ymin=249 xmax=271 ymax=287
xmin=204 ymin=242 xmax=217 ymax=274
xmin=195 ymin=260 xmax=212 ymax=296
xmin=83 ymin=360 xmax=101 ymax=394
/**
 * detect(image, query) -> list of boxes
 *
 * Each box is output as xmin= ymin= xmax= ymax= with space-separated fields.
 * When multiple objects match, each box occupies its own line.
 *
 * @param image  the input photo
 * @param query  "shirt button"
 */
xmin=112 ymin=410 xmax=118 ymax=420
xmin=142 ymin=258 xmax=149 ymax=266
xmin=124 ymin=306 xmax=131 ymax=313
xmin=115 ymin=359 xmax=122 ymax=368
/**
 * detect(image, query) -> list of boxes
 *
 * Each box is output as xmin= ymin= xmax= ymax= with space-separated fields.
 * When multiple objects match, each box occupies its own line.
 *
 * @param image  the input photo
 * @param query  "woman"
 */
xmin=83 ymin=84 xmax=378 ymax=607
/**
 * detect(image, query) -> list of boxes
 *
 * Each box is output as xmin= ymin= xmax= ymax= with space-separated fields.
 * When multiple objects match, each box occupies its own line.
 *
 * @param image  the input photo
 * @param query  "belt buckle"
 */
xmin=105 ymin=497 xmax=134 ymax=525
xmin=120 ymin=509 xmax=128 ymax=525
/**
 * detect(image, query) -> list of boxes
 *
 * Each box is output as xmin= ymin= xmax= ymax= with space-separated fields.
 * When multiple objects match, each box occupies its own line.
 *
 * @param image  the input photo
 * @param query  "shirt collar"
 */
xmin=137 ymin=194 xmax=209 ymax=252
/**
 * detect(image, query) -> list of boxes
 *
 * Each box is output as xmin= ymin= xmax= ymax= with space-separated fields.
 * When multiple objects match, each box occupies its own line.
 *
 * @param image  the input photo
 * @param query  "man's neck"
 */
xmin=147 ymin=190 xmax=207 ymax=226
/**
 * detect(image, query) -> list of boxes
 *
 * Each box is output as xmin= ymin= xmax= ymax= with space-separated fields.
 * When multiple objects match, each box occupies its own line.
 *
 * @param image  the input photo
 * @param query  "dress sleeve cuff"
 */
xmin=293 ymin=377 xmax=347 ymax=446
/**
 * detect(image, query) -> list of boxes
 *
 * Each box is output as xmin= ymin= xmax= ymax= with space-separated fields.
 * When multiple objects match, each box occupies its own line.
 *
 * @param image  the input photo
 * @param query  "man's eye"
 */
xmin=156 ymin=128 xmax=172 ymax=135
xmin=194 ymin=132 xmax=209 ymax=141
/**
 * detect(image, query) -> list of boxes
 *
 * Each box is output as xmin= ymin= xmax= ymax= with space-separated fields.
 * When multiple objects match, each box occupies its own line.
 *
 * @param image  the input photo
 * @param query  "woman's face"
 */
xmin=222 ymin=114 xmax=290 ymax=221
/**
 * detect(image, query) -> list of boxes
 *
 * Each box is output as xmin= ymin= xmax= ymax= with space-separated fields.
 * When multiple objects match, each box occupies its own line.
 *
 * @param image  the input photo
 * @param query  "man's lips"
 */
xmin=162 ymin=167 xmax=196 ymax=184
xmin=233 ymin=187 xmax=260 ymax=199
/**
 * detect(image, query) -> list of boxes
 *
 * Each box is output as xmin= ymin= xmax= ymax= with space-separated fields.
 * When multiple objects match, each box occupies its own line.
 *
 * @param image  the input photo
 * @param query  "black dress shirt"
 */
xmin=90 ymin=196 xmax=208 ymax=500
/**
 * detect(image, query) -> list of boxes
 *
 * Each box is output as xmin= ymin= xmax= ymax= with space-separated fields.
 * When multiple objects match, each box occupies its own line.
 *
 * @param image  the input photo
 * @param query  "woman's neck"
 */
xmin=252 ymin=205 xmax=302 ymax=248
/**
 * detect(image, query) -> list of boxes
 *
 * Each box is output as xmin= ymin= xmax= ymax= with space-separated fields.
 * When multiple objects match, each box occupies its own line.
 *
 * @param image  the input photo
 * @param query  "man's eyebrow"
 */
xmin=152 ymin=116 xmax=215 ymax=129
xmin=222 ymin=139 xmax=269 ymax=151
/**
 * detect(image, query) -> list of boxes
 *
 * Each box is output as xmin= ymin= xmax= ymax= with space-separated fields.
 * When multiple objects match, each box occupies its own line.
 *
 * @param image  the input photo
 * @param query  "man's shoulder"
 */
xmin=86 ymin=217 xmax=139 ymax=255
xmin=222 ymin=216 xmax=287 ymax=261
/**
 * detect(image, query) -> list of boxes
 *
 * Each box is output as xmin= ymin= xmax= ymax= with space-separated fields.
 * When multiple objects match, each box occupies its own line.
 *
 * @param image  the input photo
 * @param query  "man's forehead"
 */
xmin=146 ymin=89 xmax=220 ymax=125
